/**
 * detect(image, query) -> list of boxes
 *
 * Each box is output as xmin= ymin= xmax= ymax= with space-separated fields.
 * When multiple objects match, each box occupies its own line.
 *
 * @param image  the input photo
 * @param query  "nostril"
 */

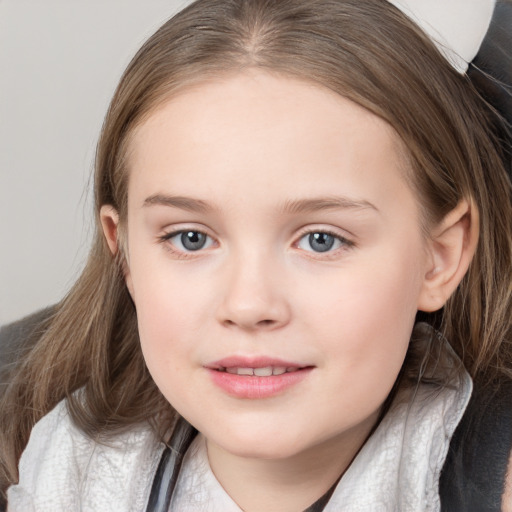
xmin=216 ymin=293 xmax=291 ymax=330
xmin=222 ymin=318 xmax=277 ymax=329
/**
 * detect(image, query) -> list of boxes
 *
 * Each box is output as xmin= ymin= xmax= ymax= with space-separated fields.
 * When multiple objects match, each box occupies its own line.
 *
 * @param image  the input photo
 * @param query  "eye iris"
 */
xmin=181 ymin=231 xmax=207 ymax=251
xmin=309 ymin=232 xmax=335 ymax=252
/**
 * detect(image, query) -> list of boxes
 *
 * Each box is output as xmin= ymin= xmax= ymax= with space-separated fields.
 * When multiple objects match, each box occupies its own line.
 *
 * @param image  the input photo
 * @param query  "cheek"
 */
xmin=301 ymin=246 xmax=425 ymax=383
xmin=133 ymin=286 xmax=200 ymax=408
xmin=134 ymin=279 xmax=196 ymax=354
xmin=306 ymin=251 xmax=421 ymax=328
xmin=126 ymin=251 xmax=216 ymax=391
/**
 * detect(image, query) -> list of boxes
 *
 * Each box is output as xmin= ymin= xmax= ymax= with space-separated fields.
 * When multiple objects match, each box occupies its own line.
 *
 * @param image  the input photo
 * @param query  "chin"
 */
xmin=224 ymin=441 xmax=304 ymax=460
xmin=207 ymin=424 xmax=313 ymax=460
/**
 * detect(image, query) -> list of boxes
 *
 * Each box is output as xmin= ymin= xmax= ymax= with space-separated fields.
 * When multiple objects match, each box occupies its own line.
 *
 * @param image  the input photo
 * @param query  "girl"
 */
xmin=1 ymin=0 xmax=511 ymax=510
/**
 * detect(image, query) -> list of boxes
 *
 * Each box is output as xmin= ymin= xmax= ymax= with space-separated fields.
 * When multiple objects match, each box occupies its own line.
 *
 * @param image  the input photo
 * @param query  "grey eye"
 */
xmin=166 ymin=230 xmax=214 ymax=252
xmin=181 ymin=231 xmax=207 ymax=251
xmin=297 ymin=232 xmax=345 ymax=253
xmin=308 ymin=233 xmax=335 ymax=252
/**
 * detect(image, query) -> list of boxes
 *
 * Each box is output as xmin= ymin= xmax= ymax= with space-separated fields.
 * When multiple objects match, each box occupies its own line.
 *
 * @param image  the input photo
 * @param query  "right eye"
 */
xmin=296 ymin=231 xmax=351 ymax=254
xmin=162 ymin=230 xmax=215 ymax=252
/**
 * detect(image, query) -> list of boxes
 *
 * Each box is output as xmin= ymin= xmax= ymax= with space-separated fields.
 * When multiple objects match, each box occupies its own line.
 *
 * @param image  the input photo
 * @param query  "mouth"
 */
xmin=215 ymin=365 xmax=305 ymax=376
xmin=206 ymin=358 xmax=313 ymax=398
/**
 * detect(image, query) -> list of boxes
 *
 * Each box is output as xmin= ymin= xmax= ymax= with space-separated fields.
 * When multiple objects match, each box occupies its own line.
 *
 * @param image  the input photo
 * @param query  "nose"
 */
xmin=215 ymin=252 xmax=291 ymax=331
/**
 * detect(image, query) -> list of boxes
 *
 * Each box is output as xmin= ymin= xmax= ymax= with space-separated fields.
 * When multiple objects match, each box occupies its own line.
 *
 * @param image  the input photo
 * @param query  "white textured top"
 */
xmin=387 ymin=0 xmax=495 ymax=72
xmin=8 ymin=356 xmax=472 ymax=511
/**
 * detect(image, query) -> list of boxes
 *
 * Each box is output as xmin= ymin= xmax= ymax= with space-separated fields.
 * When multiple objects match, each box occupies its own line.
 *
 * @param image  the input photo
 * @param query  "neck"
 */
xmin=206 ymin=411 xmax=379 ymax=512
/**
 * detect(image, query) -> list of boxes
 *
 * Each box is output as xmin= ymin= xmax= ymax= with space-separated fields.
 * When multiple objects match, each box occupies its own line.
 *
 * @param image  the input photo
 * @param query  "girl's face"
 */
xmin=120 ymin=71 xmax=434 ymax=462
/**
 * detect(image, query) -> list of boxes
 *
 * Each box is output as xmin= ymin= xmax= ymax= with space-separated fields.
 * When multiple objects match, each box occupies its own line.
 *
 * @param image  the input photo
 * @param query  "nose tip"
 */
xmin=216 ymin=261 xmax=291 ymax=331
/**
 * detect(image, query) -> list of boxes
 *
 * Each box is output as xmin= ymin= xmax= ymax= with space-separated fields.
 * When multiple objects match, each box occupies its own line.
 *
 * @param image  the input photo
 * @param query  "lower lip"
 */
xmin=207 ymin=368 xmax=312 ymax=399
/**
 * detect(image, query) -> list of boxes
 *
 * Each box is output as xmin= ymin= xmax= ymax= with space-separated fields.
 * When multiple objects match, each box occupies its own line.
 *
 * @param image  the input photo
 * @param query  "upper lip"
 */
xmin=205 ymin=356 xmax=309 ymax=370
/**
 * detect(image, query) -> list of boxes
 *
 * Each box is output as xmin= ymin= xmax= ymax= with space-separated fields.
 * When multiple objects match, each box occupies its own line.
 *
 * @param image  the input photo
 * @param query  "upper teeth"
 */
xmin=222 ymin=366 xmax=298 ymax=376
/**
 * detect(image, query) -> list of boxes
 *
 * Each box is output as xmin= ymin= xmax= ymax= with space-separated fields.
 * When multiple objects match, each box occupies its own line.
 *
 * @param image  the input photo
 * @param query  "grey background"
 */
xmin=0 ymin=0 xmax=192 ymax=325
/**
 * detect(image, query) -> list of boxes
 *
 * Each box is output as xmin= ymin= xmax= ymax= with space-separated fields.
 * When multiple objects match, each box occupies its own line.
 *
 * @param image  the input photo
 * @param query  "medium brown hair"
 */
xmin=2 ymin=0 xmax=511 ymax=496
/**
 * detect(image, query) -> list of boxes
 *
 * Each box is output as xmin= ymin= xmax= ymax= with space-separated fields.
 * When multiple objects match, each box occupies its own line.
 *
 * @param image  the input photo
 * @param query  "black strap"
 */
xmin=145 ymin=418 xmax=198 ymax=512
xmin=439 ymin=377 xmax=512 ymax=511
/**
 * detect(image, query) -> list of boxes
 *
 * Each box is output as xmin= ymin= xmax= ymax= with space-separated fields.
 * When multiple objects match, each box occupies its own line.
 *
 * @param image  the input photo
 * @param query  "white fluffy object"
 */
xmin=388 ymin=0 xmax=496 ymax=72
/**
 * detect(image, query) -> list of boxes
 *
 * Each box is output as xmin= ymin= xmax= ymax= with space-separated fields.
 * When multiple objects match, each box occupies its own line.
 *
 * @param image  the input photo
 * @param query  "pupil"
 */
xmin=181 ymin=231 xmax=206 ymax=251
xmin=309 ymin=233 xmax=334 ymax=252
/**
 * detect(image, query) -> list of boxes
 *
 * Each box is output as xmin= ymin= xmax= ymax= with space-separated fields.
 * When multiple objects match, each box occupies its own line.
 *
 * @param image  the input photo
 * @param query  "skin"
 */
xmin=101 ymin=71 xmax=477 ymax=511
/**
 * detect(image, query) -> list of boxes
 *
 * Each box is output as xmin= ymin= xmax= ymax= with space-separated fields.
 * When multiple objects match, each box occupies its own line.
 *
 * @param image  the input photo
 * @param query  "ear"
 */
xmin=100 ymin=205 xmax=120 ymax=255
xmin=100 ymin=205 xmax=134 ymax=296
xmin=418 ymin=199 xmax=479 ymax=312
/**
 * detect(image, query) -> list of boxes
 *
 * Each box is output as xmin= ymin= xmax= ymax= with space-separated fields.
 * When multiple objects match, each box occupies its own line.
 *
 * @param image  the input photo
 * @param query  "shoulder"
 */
xmin=8 ymin=398 xmax=165 ymax=512
xmin=7 ymin=400 xmax=85 ymax=511
xmin=440 ymin=377 xmax=512 ymax=511
xmin=0 ymin=307 xmax=54 ymax=394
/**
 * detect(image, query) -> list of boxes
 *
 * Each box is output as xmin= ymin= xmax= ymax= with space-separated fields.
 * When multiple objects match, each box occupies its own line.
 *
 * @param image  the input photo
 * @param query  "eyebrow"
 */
xmin=280 ymin=196 xmax=379 ymax=214
xmin=143 ymin=194 xmax=213 ymax=213
xmin=142 ymin=194 xmax=378 ymax=214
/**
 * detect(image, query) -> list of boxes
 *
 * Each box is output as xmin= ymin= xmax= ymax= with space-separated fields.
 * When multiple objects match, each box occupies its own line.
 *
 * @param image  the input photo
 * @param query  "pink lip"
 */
xmin=205 ymin=356 xmax=313 ymax=399
xmin=206 ymin=356 xmax=305 ymax=369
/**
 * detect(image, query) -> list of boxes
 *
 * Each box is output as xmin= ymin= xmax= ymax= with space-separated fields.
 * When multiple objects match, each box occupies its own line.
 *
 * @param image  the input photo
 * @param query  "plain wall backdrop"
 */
xmin=0 ymin=0 xmax=193 ymax=325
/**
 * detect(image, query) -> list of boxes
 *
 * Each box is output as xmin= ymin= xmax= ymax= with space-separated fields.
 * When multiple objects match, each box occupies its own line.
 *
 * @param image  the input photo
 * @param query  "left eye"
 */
xmin=165 ymin=230 xmax=214 ymax=252
xmin=297 ymin=232 xmax=346 ymax=253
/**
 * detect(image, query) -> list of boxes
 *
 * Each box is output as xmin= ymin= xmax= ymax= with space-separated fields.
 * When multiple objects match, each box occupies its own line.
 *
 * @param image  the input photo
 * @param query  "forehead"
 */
xmin=126 ymin=71 xmax=414 ymax=215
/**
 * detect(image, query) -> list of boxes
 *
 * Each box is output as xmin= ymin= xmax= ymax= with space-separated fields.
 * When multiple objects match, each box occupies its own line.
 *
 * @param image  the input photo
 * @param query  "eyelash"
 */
xmin=294 ymin=228 xmax=355 ymax=257
xmin=158 ymin=229 xmax=216 ymax=258
xmin=158 ymin=227 xmax=355 ymax=259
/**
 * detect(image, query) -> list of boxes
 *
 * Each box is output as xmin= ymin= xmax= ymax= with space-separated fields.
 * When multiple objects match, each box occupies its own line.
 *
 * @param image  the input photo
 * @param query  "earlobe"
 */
xmin=418 ymin=199 xmax=479 ymax=312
